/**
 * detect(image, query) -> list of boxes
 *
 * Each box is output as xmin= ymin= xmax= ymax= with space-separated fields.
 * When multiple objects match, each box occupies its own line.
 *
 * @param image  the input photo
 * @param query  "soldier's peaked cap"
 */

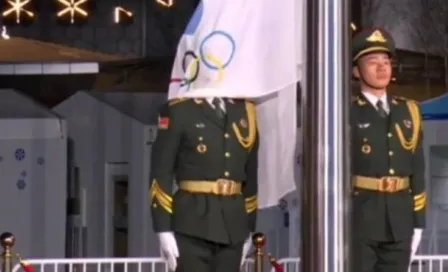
xmin=352 ymin=28 xmax=395 ymax=62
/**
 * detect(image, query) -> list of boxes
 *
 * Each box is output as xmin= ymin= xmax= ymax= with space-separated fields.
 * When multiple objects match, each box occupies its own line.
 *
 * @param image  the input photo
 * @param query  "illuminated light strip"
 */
xmin=156 ymin=0 xmax=173 ymax=7
xmin=114 ymin=6 xmax=133 ymax=24
xmin=57 ymin=0 xmax=88 ymax=24
xmin=2 ymin=0 xmax=34 ymax=24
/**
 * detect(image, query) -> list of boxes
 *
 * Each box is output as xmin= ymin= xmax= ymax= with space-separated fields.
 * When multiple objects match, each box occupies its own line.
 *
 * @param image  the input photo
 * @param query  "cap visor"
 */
xmin=353 ymin=46 xmax=391 ymax=61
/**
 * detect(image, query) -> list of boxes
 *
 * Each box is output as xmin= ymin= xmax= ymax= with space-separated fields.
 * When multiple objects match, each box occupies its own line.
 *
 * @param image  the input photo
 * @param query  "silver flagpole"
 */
xmin=301 ymin=0 xmax=351 ymax=271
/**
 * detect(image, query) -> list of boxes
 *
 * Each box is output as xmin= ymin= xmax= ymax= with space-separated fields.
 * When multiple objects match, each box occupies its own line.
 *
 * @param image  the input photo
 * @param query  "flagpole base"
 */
xmin=1 ymin=232 xmax=15 ymax=272
xmin=252 ymin=232 xmax=265 ymax=272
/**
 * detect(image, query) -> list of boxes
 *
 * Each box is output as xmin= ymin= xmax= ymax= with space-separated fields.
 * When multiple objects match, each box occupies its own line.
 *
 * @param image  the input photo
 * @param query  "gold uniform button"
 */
xmin=389 ymin=169 xmax=395 ymax=175
xmin=224 ymin=133 xmax=230 ymax=138
xmin=388 ymin=133 xmax=392 ymax=138
xmin=152 ymin=203 xmax=157 ymax=208
xmin=389 ymin=151 xmax=394 ymax=156
xmin=225 ymin=152 xmax=230 ymax=158
xmin=224 ymin=171 xmax=230 ymax=177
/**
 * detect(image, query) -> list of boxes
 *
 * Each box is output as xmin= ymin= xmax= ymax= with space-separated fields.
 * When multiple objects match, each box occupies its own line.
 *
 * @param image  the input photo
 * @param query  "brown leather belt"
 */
xmin=179 ymin=179 xmax=242 ymax=196
xmin=353 ymin=175 xmax=410 ymax=193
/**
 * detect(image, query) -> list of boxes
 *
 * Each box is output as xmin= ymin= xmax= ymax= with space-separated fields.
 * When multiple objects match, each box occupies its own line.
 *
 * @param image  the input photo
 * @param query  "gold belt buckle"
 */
xmin=216 ymin=179 xmax=233 ymax=195
xmin=381 ymin=177 xmax=398 ymax=193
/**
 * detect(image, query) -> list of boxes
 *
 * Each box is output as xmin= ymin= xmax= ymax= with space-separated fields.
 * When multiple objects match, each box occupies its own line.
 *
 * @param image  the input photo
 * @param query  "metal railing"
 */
xmin=9 ymin=255 xmax=448 ymax=272
xmin=10 ymin=257 xmax=255 ymax=272
xmin=272 ymin=256 xmax=448 ymax=272
xmin=2 ymin=230 xmax=448 ymax=272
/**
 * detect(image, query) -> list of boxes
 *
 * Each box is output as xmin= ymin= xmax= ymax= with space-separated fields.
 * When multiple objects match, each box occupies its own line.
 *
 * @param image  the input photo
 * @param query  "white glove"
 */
xmin=240 ymin=234 xmax=253 ymax=267
xmin=411 ymin=228 xmax=423 ymax=259
xmin=158 ymin=232 xmax=179 ymax=271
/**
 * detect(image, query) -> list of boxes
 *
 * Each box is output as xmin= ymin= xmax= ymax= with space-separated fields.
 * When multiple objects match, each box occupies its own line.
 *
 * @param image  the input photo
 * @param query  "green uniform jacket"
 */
xmin=150 ymin=98 xmax=258 ymax=244
xmin=351 ymin=94 xmax=426 ymax=241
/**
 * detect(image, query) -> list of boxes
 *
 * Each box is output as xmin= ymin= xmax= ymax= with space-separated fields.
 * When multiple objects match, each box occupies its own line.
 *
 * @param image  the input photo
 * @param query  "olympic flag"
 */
xmin=167 ymin=0 xmax=304 ymax=208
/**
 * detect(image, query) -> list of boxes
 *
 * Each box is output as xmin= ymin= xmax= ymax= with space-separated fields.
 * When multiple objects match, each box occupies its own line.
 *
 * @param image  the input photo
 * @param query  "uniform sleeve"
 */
xmin=150 ymin=103 xmax=183 ymax=232
xmin=411 ymin=107 xmax=426 ymax=228
xmin=244 ymin=131 xmax=259 ymax=232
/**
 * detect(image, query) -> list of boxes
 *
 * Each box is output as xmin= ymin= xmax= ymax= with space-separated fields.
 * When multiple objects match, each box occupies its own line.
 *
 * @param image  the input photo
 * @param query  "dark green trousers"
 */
xmin=175 ymin=233 xmax=244 ymax=272
xmin=352 ymin=238 xmax=412 ymax=272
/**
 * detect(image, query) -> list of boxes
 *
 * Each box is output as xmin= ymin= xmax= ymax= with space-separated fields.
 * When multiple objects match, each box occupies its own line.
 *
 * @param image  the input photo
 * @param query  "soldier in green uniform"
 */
xmin=351 ymin=28 xmax=426 ymax=272
xmin=150 ymin=97 xmax=258 ymax=272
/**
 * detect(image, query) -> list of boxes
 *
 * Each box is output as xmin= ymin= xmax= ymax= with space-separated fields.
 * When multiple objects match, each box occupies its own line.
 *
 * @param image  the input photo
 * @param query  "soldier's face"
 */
xmin=353 ymin=52 xmax=392 ymax=89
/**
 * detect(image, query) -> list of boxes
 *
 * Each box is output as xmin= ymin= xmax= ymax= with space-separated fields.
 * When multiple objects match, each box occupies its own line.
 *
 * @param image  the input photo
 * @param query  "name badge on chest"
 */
xmin=403 ymin=119 xmax=412 ymax=128
xmin=357 ymin=123 xmax=370 ymax=129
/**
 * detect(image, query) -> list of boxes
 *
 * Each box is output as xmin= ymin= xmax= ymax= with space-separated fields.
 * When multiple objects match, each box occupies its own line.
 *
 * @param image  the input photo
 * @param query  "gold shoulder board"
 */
xmin=245 ymin=100 xmax=255 ymax=106
xmin=168 ymin=98 xmax=190 ymax=106
xmin=394 ymin=96 xmax=418 ymax=103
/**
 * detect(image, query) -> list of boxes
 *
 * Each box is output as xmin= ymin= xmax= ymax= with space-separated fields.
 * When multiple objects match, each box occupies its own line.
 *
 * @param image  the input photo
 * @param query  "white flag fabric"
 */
xmin=255 ymin=86 xmax=298 ymax=208
xmin=167 ymin=0 xmax=304 ymax=208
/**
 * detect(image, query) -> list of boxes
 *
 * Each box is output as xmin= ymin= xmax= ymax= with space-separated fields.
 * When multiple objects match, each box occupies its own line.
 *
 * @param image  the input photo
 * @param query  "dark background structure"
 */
xmin=0 ymin=0 xmax=444 ymax=105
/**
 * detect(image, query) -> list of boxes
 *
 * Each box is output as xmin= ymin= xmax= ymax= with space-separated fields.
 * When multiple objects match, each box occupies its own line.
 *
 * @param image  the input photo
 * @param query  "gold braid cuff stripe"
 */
xmin=245 ymin=196 xmax=258 ymax=213
xmin=150 ymin=180 xmax=173 ymax=214
xmin=414 ymin=192 xmax=426 ymax=212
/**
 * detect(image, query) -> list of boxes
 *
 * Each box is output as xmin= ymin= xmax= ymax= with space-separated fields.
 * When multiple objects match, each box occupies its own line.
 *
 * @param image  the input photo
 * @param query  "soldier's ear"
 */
xmin=352 ymin=66 xmax=361 ymax=79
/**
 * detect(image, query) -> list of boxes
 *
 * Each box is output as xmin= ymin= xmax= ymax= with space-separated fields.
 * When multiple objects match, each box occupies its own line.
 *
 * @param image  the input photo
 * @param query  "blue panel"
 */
xmin=423 ymin=114 xmax=448 ymax=121
xmin=421 ymin=94 xmax=448 ymax=116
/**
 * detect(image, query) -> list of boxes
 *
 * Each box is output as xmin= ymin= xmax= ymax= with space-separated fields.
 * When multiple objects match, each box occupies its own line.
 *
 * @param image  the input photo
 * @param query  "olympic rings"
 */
xmin=178 ymin=31 xmax=234 ymax=87
xmin=181 ymin=51 xmax=200 ymax=85
xmin=202 ymin=54 xmax=224 ymax=83
xmin=180 ymin=52 xmax=225 ymax=87
xmin=181 ymin=51 xmax=196 ymax=71
xmin=199 ymin=30 xmax=235 ymax=70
